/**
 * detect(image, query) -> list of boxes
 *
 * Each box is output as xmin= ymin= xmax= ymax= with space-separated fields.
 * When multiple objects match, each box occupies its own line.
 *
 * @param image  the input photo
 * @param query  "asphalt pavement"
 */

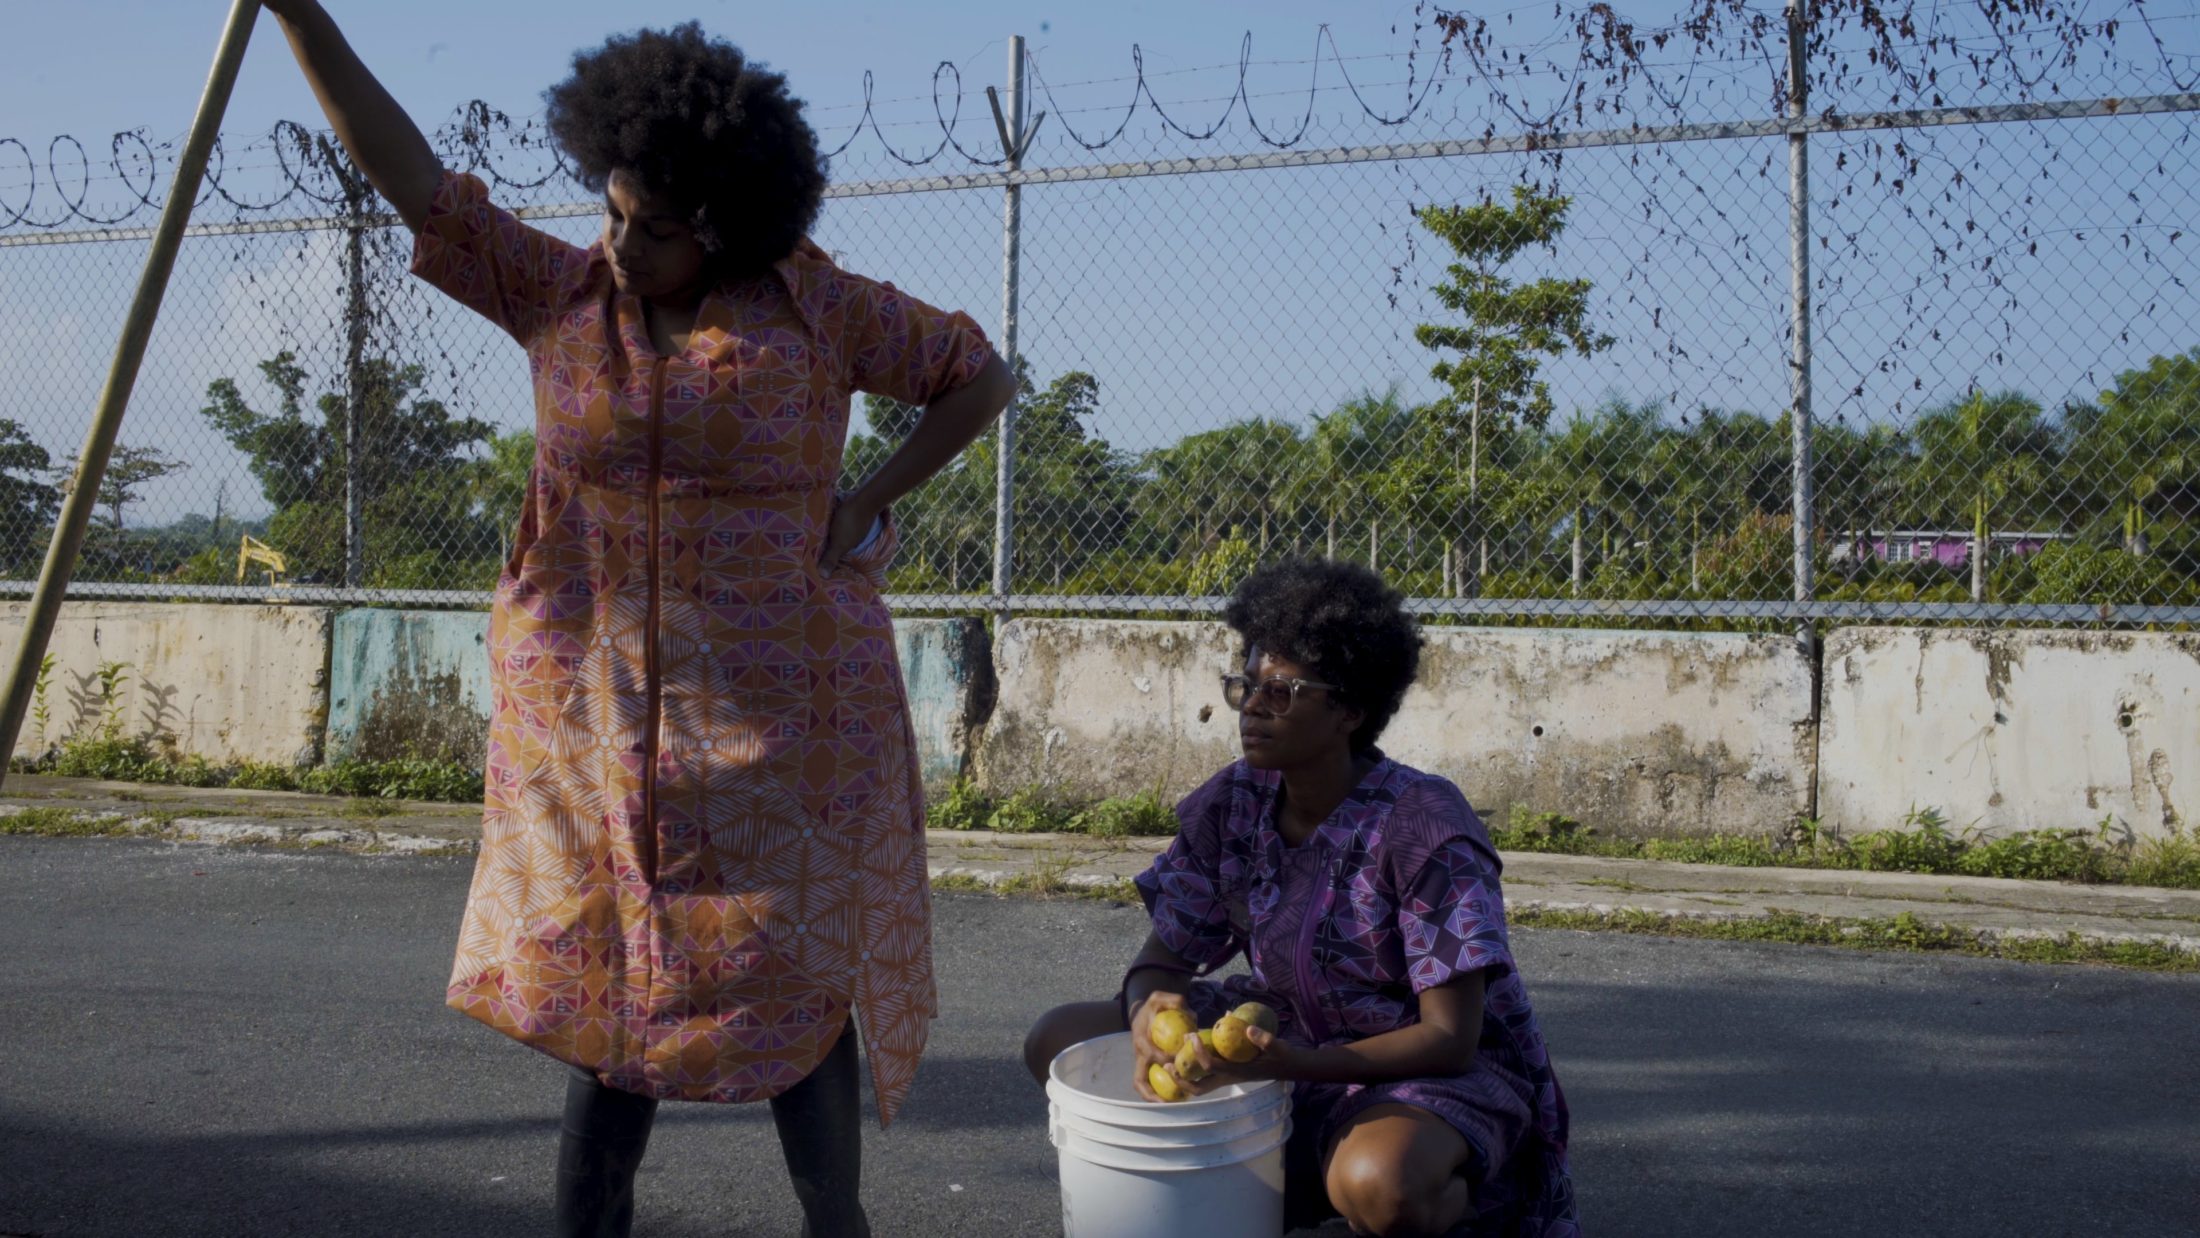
xmin=10 ymin=775 xmax=2200 ymax=954
xmin=3 ymin=834 xmax=2197 ymax=1237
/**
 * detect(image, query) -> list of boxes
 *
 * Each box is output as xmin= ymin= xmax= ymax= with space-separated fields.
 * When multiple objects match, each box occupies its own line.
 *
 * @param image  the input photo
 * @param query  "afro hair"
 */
xmin=1222 ymin=558 xmax=1423 ymax=753
xmin=545 ymin=22 xmax=827 ymax=281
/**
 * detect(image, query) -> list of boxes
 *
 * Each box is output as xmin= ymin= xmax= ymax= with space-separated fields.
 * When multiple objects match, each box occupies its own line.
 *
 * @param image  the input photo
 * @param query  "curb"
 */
xmin=1509 ymin=895 xmax=2200 ymax=953
xmin=12 ymin=809 xmax=2197 ymax=961
xmin=5 ymin=809 xmax=475 ymax=856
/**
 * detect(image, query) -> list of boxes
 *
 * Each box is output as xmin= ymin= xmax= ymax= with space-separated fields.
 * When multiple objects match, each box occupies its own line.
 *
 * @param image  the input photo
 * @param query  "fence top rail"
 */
xmin=8 ymin=91 xmax=2195 ymax=249
xmin=5 ymin=580 xmax=2194 ymax=626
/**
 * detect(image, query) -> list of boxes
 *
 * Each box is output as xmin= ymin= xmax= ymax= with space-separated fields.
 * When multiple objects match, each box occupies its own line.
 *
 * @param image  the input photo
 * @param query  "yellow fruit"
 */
xmin=1148 ymin=1062 xmax=1185 ymax=1102
xmin=1198 ymin=1029 xmax=1216 ymax=1049
xmin=1174 ymin=1038 xmax=1210 ymax=1083
xmin=1232 ymin=1002 xmax=1280 ymax=1036
xmin=1148 ymin=1007 xmax=1196 ymax=1057
xmin=1211 ymin=1014 xmax=1260 ymax=1063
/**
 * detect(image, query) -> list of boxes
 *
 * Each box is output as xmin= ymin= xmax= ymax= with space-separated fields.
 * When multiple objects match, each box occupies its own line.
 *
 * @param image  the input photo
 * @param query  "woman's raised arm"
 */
xmin=261 ymin=0 xmax=442 ymax=231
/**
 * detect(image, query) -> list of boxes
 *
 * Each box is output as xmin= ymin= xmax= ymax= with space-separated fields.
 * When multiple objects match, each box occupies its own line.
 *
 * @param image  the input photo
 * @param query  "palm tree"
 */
xmin=1910 ymin=390 xmax=2058 ymax=600
xmin=1139 ymin=418 xmax=1304 ymax=564
xmin=2065 ymin=350 xmax=2200 ymax=563
xmin=1531 ymin=401 xmax=1667 ymax=596
xmin=1291 ymin=389 xmax=1413 ymax=566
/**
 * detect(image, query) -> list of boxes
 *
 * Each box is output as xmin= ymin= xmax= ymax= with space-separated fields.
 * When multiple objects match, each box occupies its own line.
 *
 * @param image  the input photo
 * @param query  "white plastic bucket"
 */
xmin=1045 ymin=1032 xmax=1292 ymax=1238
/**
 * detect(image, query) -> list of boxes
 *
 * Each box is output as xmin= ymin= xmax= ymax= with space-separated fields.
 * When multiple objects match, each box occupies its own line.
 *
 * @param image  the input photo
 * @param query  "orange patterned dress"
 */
xmin=411 ymin=171 xmax=993 ymax=1124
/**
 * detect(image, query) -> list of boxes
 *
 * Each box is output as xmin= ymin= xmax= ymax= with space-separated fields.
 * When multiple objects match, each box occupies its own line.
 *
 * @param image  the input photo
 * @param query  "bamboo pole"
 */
xmin=0 ymin=0 xmax=262 ymax=787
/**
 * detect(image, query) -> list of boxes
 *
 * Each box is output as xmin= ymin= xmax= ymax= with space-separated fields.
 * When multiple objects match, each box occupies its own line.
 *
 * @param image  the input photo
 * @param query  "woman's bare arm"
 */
xmin=1185 ymin=969 xmax=1488 ymax=1092
xmin=260 ymin=0 xmax=442 ymax=230
xmin=819 ymin=352 xmax=1017 ymax=571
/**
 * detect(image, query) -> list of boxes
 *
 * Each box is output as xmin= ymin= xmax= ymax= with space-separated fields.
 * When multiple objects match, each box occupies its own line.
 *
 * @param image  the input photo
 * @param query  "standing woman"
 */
xmin=258 ymin=5 xmax=1015 ymax=1235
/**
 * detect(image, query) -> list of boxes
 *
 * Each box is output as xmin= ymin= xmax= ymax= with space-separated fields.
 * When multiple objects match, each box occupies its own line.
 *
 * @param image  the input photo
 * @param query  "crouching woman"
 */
xmin=1023 ymin=558 xmax=1579 ymax=1237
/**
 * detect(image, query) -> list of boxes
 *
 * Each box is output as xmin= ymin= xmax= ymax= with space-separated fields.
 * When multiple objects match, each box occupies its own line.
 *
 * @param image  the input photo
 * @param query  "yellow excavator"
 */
xmin=236 ymin=534 xmax=290 ymax=589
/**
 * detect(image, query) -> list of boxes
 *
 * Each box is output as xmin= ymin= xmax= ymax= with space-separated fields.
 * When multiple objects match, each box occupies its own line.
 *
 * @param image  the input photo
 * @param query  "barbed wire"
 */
xmin=5 ymin=1 xmax=2194 ymax=231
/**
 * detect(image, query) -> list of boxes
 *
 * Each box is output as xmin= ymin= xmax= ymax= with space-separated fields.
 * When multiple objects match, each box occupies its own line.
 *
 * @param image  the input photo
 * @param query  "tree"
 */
xmin=1811 ymin=419 xmax=1909 ymax=577
xmin=1415 ymin=185 xmax=1613 ymax=436
xmin=0 ymin=419 xmax=57 ymax=576
xmin=470 ymin=430 xmax=536 ymax=569
xmin=2067 ymin=350 xmax=2200 ymax=565
xmin=55 ymin=444 xmax=185 ymax=532
xmin=1007 ymin=369 xmax=1137 ymax=588
xmin=1143 ymin=418 xmax=1304 ymax=563
xmin=1659 ymin=409 xmax=1793 ymax=593
xmin=1412 ymin=186 xmax=1612 ymax=592
xmin=1910 ymin=390 xmax=2057 ymax=599
xmin=1558 ymin=400 xmax=1670 ymax=590
xmin=201 ymin=350 xmax=496 ymax=585
xmin=1292 ymin=389 xmax=1413 ymax=564
xmin=862 ymin=392 xmax=925 ymax=443
xmin=202 ymin=352 xmax=323 ymax=511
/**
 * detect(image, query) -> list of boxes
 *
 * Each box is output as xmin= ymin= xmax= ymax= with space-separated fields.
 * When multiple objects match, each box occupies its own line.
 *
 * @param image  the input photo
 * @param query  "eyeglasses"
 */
xmin=1220 ymin=672 xmax=1340 ymax=716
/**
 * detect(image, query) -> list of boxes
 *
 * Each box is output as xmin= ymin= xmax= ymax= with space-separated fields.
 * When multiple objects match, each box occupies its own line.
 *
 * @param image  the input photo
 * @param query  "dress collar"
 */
xmin=1248 ymin=748 xmax=1397 ymax=853
xmin=606 ymin=236 xmax=838 ymax=364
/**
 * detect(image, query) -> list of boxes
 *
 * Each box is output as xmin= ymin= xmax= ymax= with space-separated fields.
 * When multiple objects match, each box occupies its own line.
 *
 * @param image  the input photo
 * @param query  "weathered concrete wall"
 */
xmin=322 ymin=609 xmax=985 ymax=795
xmin=1 ymin=601 xmax=331 ymax=766
xmin=974 ymin=620 xmax=1243 ymax=800
xmin=895 ymin=617 xmax=993 ymax=796
xmin=1819 ymin=627 xmax=2200 ymax=839
xmin=31 ymin=599 xmax=2197 ymax=845
xmin=325 ymin=609 xmax=493 ymax=766
xmin=974 ymin=620 xmax=1816 ymax=835
xmin=1391 ymin=628 xmax=1815 ymax=836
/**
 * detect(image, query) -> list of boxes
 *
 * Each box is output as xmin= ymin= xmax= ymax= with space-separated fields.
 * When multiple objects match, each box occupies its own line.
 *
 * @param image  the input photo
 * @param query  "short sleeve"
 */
xmin=1388 ymin=779 xmax=1515 ymax=995
xmin=838 ymin=271 xmax=995 ymax=405
xmin=1132 ymin=768 xmax=1244 ymax=972
xmin=409 ymin=170 xmax=593 ymax=345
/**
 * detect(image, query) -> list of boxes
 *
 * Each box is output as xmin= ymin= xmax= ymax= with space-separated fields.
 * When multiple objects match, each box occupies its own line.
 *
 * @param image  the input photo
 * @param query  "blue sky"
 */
xmin=0 ymin=1 xmax=1435 ymax=146
xmin=2 ymin=4 xmax=2196 ymax=530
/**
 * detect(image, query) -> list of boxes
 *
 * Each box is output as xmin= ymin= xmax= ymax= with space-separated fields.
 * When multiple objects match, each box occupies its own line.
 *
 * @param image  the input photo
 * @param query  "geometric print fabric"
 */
xmin=414 ymin=171 xmax=993 ymax=1125
xmin=1135 ymin=754 xmax=1580 ymax=1233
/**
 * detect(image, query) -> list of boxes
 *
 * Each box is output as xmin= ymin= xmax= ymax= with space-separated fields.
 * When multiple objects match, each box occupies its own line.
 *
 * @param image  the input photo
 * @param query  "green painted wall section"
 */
xmin=324 ymin=611 xmax=988 ymax=798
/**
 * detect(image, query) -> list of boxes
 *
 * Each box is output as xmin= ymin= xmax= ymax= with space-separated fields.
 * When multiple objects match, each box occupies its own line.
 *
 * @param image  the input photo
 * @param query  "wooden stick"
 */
xmin=0 ymin=0 xmax=262 ymax=787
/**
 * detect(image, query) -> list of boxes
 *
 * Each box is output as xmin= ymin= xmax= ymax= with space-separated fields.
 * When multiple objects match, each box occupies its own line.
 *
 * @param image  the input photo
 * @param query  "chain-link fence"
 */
xmin=2 ymin=4 xmax=2196 ymax=626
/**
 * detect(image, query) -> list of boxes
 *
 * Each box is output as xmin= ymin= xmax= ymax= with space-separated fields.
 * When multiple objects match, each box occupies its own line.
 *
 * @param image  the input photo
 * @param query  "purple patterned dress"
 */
xmin=1135 ymin=752 xmax=1580 ymax=1236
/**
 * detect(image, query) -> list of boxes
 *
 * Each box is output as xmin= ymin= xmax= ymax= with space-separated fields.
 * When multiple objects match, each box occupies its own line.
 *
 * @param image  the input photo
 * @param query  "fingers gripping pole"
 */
xmin=0 ymin=0 xmax=262 ymax=788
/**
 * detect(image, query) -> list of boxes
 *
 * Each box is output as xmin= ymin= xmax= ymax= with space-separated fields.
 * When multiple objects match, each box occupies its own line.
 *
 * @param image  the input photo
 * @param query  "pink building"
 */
xmin=1831 ymin=530 xmax=2065 ymax=569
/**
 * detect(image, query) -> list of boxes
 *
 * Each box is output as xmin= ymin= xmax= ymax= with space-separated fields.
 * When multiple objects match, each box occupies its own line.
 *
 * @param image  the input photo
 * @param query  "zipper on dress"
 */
xmin=1291 ymin=850 xmax=1341 ymax=1045
xmin=640 ymin=356 xmax=667 ymax=884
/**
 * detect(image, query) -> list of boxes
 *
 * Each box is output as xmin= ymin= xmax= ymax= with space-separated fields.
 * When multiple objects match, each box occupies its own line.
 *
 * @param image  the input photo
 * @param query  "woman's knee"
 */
xmin=1325 ymin=1144 xmax=1460 ymax=1238
xmin=1021 ymin=1006 xmax=1073 ymax=1084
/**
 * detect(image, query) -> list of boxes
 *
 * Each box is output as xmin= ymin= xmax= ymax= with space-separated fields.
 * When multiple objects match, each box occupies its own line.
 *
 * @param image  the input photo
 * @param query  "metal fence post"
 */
xmin=990 ymin=35 xmax=1027 ymax=620
xmin=341 ymin=168 xmax=368 ymax=591
xmin=1786 ymin=3 xmax=1817 ymax=644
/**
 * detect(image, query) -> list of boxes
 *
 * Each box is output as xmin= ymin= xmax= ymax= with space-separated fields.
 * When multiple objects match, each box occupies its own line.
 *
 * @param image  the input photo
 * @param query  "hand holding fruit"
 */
xmin=1128 ymin=991 xmax=1198 ymax=1102
xmin=1138 ymin=1000 xmax=1285 ymax=1102
xmin=1211 ymin=1000 xmax=1279 ymax=1063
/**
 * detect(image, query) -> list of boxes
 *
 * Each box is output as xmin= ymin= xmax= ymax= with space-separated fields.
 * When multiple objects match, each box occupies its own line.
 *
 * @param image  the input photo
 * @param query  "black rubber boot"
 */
xmin=554 ymin=1065 xmax=660 ymax=1238
xmin=769 ymin=1023 xmax=873 ymax=1238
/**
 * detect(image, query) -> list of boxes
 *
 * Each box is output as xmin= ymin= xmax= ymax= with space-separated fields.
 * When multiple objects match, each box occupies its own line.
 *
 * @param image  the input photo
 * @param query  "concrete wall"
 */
xmin=1 ymin=601 xmax=330 ymax=766
xmin=973 ymin=620 xmax=1817 ymax=836
xmin=18 ymin=599 xmax=2195 ymax=843
xmin=1819 ymin=627 xmax=2199 ymax=838
xmin=321 ymin=609 xmax=985 ymax=796
xmin=1391 ymin=628 xmax=1815 ymax=836
xmin=894 ymin=617 xmax=992 ymax=796
xmin=325 ymin=609 xmax=493 ymax=766
xmin=974 ymin=620 xmax=1244 ymax=801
